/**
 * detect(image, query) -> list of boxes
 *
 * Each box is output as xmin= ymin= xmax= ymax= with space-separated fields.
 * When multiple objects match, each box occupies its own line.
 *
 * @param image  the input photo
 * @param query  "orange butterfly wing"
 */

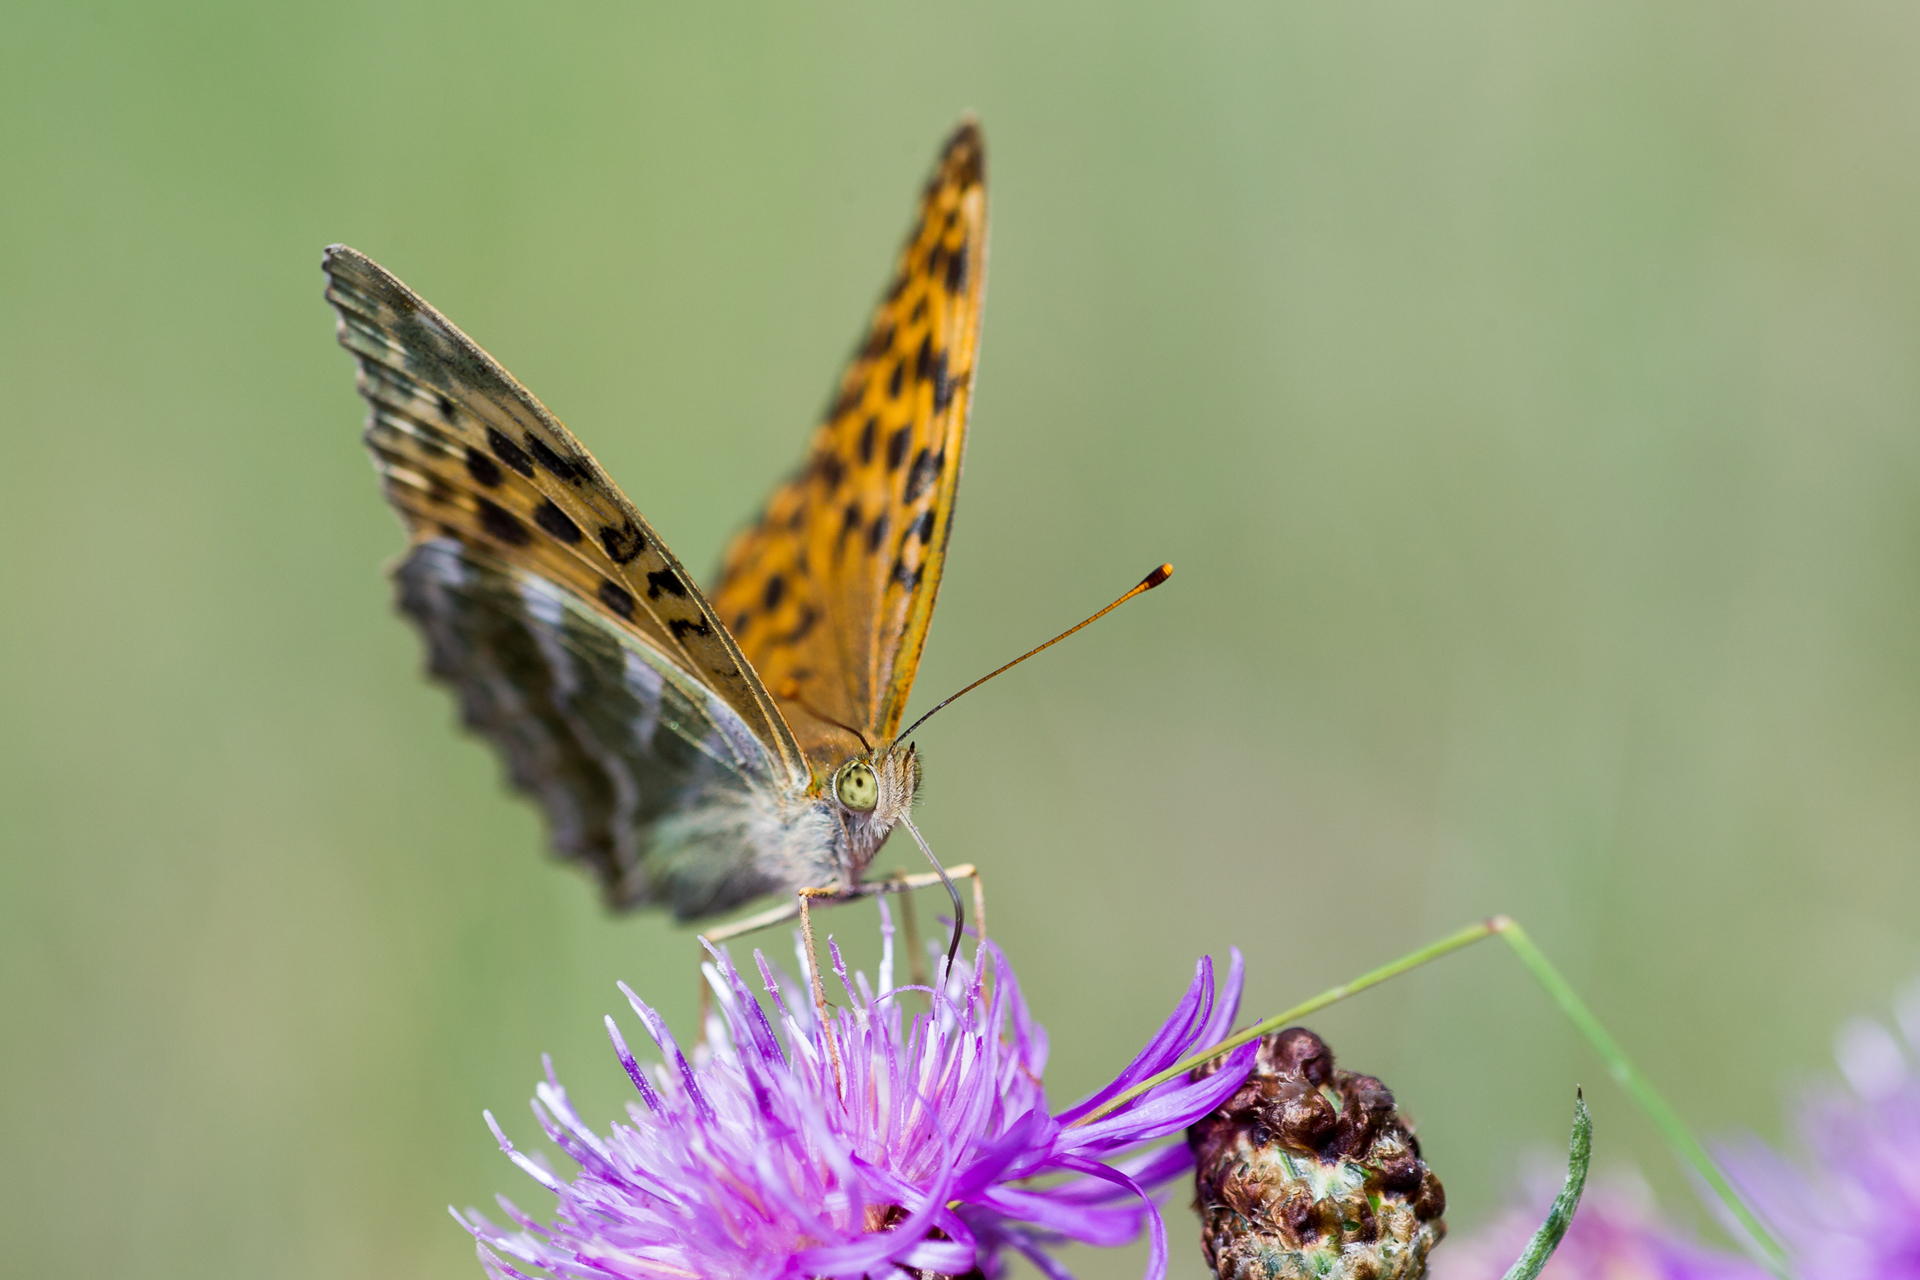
xmin=710 ymin=122 xmax=988 ymax=770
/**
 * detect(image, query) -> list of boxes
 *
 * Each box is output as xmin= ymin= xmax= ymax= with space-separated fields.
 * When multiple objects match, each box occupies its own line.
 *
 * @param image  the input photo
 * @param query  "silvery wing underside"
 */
xmin=396 ymin=538 xmax=841 ymax=918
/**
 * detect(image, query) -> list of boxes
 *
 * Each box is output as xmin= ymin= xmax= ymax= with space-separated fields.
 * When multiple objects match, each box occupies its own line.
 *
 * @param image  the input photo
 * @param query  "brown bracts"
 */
xmin=1189 ymin=1028 xmax=1446 ymax=1280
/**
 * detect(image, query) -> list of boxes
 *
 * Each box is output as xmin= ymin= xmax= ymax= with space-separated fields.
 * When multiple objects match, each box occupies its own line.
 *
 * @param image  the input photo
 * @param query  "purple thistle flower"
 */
xmin=456 ymin=905 xmax=1258 ymax=1280
xmin=1715 ymin=978 xmax=1920 ymax=1280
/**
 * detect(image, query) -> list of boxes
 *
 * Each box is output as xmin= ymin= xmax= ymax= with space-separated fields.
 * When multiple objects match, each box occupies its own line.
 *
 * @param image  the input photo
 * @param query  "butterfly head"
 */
xmin=830 ymin=745 xmax=920 ymax=830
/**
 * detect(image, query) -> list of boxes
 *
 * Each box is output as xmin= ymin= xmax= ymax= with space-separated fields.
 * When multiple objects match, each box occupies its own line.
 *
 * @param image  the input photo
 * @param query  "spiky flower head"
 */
xmin=457 ymin=906 xmax=1260 ymax=1280
xmin=1189 ymin=1027 xmax=1447 ymax=1280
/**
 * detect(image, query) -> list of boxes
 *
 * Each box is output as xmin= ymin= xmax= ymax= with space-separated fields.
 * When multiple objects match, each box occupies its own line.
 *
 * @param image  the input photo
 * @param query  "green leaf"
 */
xmin=1500 ymin=1090 xmax=1593 ymax=1280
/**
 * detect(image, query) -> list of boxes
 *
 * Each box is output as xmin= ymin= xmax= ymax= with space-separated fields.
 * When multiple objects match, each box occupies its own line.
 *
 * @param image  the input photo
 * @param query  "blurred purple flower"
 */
xmin=1715 ymin=978 xmax=1920 ymax=1280
xmin=456 ymin=905 xmax=1256 ymax=1280
xmin=1435 ymin=976 xmax=1920 ymax=1280
xmin=1429 ymin=1171 xmax=1768 ymax=1280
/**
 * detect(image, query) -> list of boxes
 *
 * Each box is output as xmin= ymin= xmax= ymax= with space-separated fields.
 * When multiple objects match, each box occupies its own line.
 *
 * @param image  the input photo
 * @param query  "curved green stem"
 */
xmin=1493 ymin=919 xmax=1788 ymax=1276
xmin=1068 ymin=918 xmax=1502 ymax=1125
xmin=1067 ymin=915 xmax=1792 ymax=1277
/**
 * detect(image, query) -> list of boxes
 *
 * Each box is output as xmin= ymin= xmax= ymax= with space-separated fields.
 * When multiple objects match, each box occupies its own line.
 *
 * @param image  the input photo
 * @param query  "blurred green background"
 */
xmin=3 ymin=3 xmax=1918 ymax=1277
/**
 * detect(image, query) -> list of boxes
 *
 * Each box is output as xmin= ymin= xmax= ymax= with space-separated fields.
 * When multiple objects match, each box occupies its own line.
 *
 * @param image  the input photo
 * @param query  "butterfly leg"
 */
xmin=862 ymin=863 xmax=985 ymax=978
xmin=697 ymin=894 xmax=841 ymax=1049
xmin=701 ymin=898 xmax=803 ymax=947
xmin=698 ymin=865 xmax=984 ymax=959
xmin=888 ymin=869 xmax=929 ymax=987
xmin=965 ymin=864 xmax=986 ymax=953
xmin=796 ymin=885 xmax=846 ymax=1095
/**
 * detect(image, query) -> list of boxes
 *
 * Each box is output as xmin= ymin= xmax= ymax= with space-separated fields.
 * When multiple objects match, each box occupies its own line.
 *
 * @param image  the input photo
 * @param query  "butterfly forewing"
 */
xmin=324 ymin=246 xmax=808 ymax=789
xmin=709 ymin=123 xmax=988 ymax=764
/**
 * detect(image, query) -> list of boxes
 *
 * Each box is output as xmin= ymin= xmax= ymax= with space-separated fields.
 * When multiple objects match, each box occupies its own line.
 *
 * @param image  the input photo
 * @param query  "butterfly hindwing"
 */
xmin=709 ymin=122 xmax=988 ymax=763
xmin=324 ymin=245 xmax=809 ymax=788
xmin=395 ymin=538 xmax=817 ymax=917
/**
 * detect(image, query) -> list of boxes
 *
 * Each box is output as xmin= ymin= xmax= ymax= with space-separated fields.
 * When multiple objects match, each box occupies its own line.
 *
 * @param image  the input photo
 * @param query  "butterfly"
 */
xmin=324 ymin=123 xmax=991 ymax=929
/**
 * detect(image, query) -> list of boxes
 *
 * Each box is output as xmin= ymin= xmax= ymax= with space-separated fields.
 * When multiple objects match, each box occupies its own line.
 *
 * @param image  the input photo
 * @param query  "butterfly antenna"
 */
xmin=892 ymin=563 xmax=1174 ymax=746
xmin=899 ymin=812 xmax=966 ymax=975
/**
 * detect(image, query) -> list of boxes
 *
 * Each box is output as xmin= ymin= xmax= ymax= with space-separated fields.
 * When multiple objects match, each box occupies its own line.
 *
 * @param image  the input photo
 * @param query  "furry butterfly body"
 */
xmin=325 ymin=125 xmax=986 ymax=920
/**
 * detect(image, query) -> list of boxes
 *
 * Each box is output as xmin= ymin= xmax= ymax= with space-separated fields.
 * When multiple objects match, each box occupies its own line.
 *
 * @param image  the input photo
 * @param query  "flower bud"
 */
xmin=1190 ymin=1028 xmax=1446 ymax=1280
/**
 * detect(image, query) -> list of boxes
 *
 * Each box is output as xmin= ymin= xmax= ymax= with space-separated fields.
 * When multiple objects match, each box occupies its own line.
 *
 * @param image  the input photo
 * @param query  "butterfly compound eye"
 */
xmin=834 ymin=761 xmax=879 ymax=812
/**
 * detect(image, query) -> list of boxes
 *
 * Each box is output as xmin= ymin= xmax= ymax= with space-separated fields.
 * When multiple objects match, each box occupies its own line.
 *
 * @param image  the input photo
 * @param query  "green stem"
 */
xmin=1069 ymin=918 xmax=1501 ymax=1124
xmin=1068 ymin=915 xmax=1793 ymax=1277
xmin=1493 ymin=919 xmax=1789 ymax=1276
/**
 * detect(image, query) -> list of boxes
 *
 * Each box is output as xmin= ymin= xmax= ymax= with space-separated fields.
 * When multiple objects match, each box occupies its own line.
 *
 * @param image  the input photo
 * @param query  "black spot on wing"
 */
xmin=865 ymin=512 xmax=889 ymax=554
xmin=645 ymin=569 xmax=687 ymax=601
xmin=886 ymin=426 xmax=911 ymax=471
xmin=668 ymin=617 xmax=712 ymax=640
xmin=914 ymin=335 xmax=933 ymax=381
xmin=909 ymin=509 xmax=935 ymax=544
xmin=534 ymin=498 xmax=583 ymax=544
xmin=903 ymin=448 xmax=936 ymax=503
xmin=813 ymin=450 xmax=845 ymax=493
xmin=435 ymin=391 xmax=458 ymax=423
xmin=945 ymin=243 xmax=968 ymax=292
xmin=598 ymin=579 xmax=636 ymax=620
xmin=930 ymin=350 xmax=952 ymax=413
xmin=888 ymin=361 xmax=904 ymax=399
xmin=762 ymin=575 xmax=785 ymax=610
xmin=477 ymin=497 xmax=531 ymax=546
xmin=486 ymin=428 xmax=536 ymax=478
xmin=783 ymin=606 xmax=818 ymax=643
xmin=525 ymin=433 xmax=584 ymax=484
xmin=890 ymin=556 xmax=924 ymax=589
xmin=465 ymin=446 xmax=503 ymax=488
xmin=859 ymin=417 xmax=877 ymax=465
xmin=732 ymin=611 xmax=750 ymax=635
xmin=598 ymin=519 xmax=644 ymax=564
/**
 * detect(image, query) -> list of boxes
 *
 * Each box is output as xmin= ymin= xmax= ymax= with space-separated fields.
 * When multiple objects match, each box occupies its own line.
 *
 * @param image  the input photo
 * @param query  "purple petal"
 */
xmin=618 ymin=981 xmax=715 ymax=1124
xmin=1194 ymin=948 xmax=1244 ymax=1045
xmin=974 ymin=1184 xmax=1147 ymax=1248
xmin=1056 ymin=956 xmax=1214 ymax=1124
xmin=1048 ymin=1153 xmax=1171 ymax=1280
xmin=1061 ymin=1040 xmax=1258 ymax=1152
xmin=602 ymin=1013 xmax=665 ymax=1115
